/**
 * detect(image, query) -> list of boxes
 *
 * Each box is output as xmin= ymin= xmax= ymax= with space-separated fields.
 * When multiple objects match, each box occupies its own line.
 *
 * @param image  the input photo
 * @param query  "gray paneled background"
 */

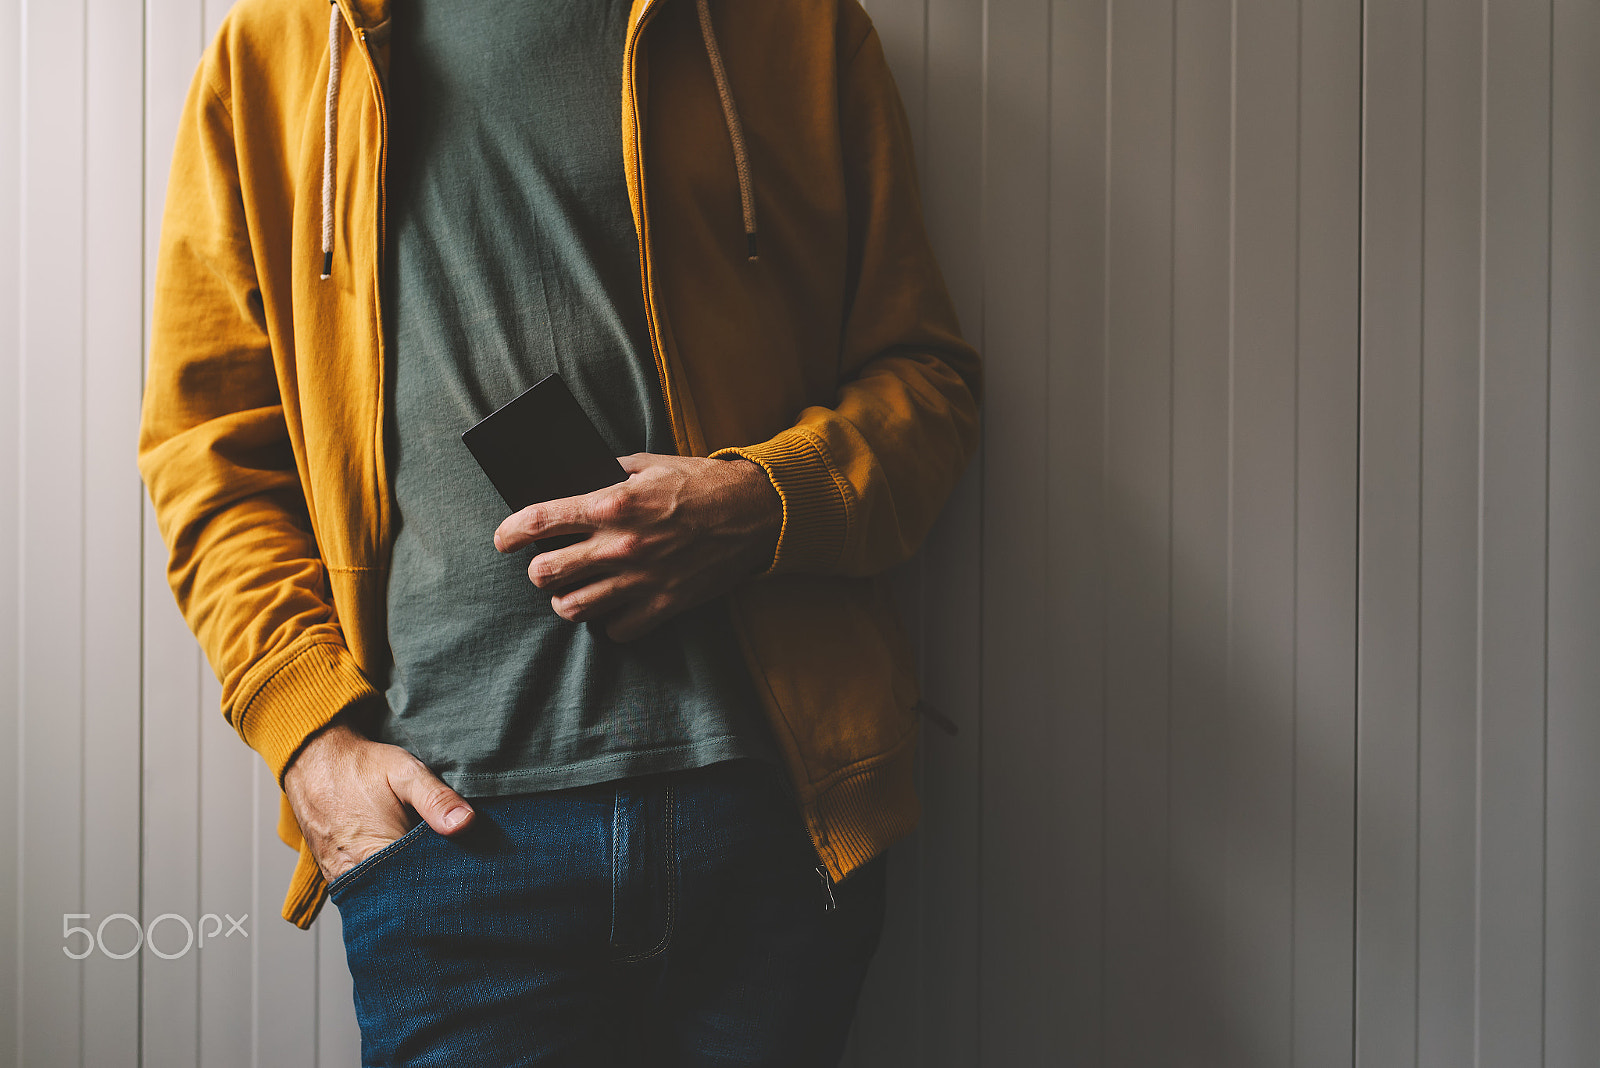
xmin=2 ymin=0 xmax=1595 ymax=1064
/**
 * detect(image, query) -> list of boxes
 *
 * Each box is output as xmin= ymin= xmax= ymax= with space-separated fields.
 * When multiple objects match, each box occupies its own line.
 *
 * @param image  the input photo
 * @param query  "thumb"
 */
xmin=390 ymin=759 xmax=475 ymax=836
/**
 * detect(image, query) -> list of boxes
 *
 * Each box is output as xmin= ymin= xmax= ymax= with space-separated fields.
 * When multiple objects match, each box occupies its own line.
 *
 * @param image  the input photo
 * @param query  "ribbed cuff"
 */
xmin=233 ymin=640 xmax=381 ymax=789
xmin=709 ymin=429 xmax=851 ymax=575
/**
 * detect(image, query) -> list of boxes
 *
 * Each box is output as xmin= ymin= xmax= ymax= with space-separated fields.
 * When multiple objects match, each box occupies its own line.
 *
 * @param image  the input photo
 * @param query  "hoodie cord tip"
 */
xmin=319 ymin=1 xmax=342 ymax=282
xmin=698 ymin=0 xmax=759 ymax=268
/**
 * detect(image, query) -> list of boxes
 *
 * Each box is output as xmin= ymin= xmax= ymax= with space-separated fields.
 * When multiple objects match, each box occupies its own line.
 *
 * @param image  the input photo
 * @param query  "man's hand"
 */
xmin=283 ymin=717 xmax=476 ymax=885
xmin=493 ymin=454 xmax=782 ymax=642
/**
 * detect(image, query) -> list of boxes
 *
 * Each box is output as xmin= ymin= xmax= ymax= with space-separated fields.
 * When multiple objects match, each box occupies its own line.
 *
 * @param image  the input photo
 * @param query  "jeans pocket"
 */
xmin=326 ymin=820 xmax=431 ymax=899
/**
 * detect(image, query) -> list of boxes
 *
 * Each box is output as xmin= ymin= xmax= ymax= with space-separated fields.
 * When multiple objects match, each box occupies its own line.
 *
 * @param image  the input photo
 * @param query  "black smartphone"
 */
xmin=460 ymin=373 xmax=628 ymax=553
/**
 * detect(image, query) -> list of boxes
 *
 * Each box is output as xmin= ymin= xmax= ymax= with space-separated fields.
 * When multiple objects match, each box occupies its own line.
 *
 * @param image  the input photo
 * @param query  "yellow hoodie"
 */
xmin=139 ymin=0 xmax=981 ymax=929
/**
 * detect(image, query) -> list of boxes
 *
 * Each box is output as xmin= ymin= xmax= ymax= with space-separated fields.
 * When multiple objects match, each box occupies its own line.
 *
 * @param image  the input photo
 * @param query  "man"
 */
xmin=139 ymin=0 xmax=980 ymax=1062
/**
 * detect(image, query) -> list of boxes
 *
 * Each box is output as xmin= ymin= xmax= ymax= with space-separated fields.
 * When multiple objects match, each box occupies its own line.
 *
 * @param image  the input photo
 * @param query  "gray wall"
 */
xmin=2 ymin=0 xmax=1595 ymax=1065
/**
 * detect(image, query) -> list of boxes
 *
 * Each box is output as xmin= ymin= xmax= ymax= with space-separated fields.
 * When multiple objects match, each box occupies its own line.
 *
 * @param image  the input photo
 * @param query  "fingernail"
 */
xmin=493 ymin=533 xmax=503 ymax=552
xmin=443 ymin=806 xmax=471 ymax=830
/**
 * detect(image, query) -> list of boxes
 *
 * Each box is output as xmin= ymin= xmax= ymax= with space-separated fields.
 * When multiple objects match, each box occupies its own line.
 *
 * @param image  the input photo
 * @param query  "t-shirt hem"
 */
xmin=436 ymin=736 xmax=782 ymax=798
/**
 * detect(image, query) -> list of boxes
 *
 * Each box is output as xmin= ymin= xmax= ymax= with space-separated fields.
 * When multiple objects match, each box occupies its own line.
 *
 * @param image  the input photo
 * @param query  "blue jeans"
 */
xmin=329 ymin=757 xmax=889 ymax=1067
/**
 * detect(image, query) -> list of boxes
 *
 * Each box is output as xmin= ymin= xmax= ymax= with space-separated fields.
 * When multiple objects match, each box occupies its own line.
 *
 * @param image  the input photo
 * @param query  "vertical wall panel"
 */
xmin=1358 ymin=2 xmax=1572 ymax=1066
xmin=1357 ymin=1 xmax=1425 ymax=1064
xmin=198 ymin=672 xmax=252 ymax=1068
xmin=82 ymin=0 xmax=148 ymax=1060
xmin=1169 ymin=2 xmax=1232 ymax=1065
xmin=978 ymin=0 xmax=1056 ymax=1057
xmin=0 ymin=0 xmax=23 ymax=1059
xmin=1475 ymin=3 xmax=1551 ymax=1064
xmin=908 ymin=479 xmax=982 ymax=1068
xmin=1101 ymin=3 xmax=1173 ymax=1064
xmin=1545 ymin=3 xmax=1600 ymax=1066
xmin=913 ymin=0 xmax=984 ymax=1056
xmin=18 ymin=0 xmax=88 ymax=1063
xmin=1291 ymin=1 xmax=1360 ymax=1064
xmin=141 ymin=2 xmax=211 ymax=1063
xmin=861 ymin=0 xmax=923 ymax=139
xmin=254 ymin=769 xmax=319 ymax=1068
xmin=1048 ymin=0 xmax=1109 ymax=1062
xmin=317 ymin=906 xmax=362 ymax=1067
xmin=1416 ymin=6 xmax=1482 ymax=1068
xmin=1227 ymin=3 xmax=1301 ymax=1063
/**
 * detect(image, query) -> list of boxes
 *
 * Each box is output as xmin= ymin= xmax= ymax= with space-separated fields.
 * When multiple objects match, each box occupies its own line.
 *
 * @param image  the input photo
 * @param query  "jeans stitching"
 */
xmin=614 ymin=782 xmax=675 ymax=963
xmin=326 ymin=819 xmax=430 ymax=897
xmin=610 ymin=792 xmax=623 ymax=948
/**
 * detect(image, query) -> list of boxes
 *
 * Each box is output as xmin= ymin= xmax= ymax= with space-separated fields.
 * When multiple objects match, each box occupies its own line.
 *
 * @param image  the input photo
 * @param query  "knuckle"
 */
xmin=612 ymin=531 xmax=643 ymax=558
xmin=416 ymin=784 xmax=457 ymax=816
xmin=569 ymin=592 xmax=603 ymax=622
xmin=589 ymin=494 xmax=622 ymax=526
xmin=386 ymin=746 xmax=426 ymax=773
xmin=385 ymin=753 xmax=430 ymax=794
xmin=612 ymin=489 xmax=643 ymax=520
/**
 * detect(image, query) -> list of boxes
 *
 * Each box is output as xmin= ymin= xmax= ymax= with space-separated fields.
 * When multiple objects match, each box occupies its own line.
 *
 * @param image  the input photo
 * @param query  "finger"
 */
xmin=494 ymin=495 xmax=594 ymax=553
xmin=527 ymin=536 xmax=609 ymax=590
xmin=528 ymin=525 xmax=648 ymax=589
xmin=550 ymin=572 xmax=645 ymax=624
xmin=323 ymin=828 xmax=410 ymax=883
xmin=387 ymin=755 xmax=474 ymax=835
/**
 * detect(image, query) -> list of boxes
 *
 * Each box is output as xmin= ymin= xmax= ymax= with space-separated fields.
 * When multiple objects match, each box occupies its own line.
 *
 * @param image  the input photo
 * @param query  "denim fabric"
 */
xmin=330 ymin=757 xmax=889 ymax=1067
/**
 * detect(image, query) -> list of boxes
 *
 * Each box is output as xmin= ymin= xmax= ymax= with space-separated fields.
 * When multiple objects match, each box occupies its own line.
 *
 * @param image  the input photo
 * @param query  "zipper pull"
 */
xmin=816 ymin=865 xmax=838 ymax=912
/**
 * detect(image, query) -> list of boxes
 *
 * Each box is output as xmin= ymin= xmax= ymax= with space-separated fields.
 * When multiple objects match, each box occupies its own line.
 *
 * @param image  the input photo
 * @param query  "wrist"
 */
xmin=282 ymin=713 xmax=362 ymax=789
xmin=728 ymin=458 xmax=782 ymax=572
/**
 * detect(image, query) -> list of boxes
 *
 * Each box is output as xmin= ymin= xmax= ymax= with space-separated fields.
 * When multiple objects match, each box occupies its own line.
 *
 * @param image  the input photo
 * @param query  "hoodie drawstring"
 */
xmin=695 ymin=0 xmax=758 ymax=261
xmin=318 ymin=0 xmax=755 ymax=274
xmin=321 ymin=1 xmax=343 ymax=280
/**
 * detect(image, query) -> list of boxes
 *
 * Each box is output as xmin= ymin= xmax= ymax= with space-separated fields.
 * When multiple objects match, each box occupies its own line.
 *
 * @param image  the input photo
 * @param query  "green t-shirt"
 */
xmin=376 ymin=0 xmax=780 ymax=796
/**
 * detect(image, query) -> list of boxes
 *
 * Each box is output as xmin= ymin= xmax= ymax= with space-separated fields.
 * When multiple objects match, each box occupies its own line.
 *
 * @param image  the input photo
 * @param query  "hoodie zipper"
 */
xmin=816 ymin=865 xmax=837 ymax=911
xmin=626 ymin=0 xmax=836 ymax=911
xmin=763 ymin=759 xmax=841 ymax=912
xmin=355 ymin=27 xmax=388 ymax=262
xmin=352 ymin=21 xmax=391 ymax=536
xmin=624 ymin=0 xmax=691 ymax=458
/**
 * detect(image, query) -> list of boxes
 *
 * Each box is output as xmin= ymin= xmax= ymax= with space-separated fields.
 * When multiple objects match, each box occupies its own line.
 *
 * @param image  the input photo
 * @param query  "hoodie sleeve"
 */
xmin=138 ymin=46 xmax=379 ymax=788
xmin=709 ymin=9 xmax=982 ymax=577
